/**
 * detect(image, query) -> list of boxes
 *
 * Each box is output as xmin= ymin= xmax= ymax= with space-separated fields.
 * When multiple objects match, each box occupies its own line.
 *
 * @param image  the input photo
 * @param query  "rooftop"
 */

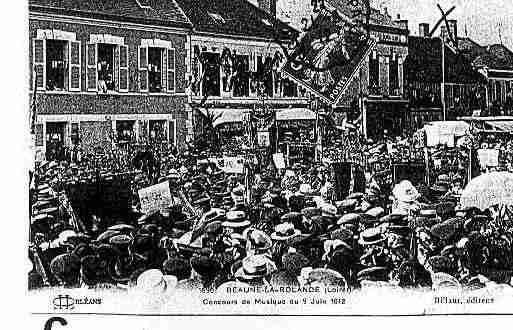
xmin=173 ymin=0 xmax=296 ymax=40
xmin=29 ymin=0 xmax=192 ymax=29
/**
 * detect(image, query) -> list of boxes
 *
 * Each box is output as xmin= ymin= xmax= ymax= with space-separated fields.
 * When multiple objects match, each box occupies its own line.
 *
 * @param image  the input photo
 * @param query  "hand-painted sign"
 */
xmin=138 ymin=181 xmax=173 ymax=214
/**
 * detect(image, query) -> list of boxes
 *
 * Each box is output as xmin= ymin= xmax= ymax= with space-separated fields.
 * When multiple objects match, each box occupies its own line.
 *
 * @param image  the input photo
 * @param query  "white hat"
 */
xmin=392 ymin=180 xmax=420 ymax=203
xmin=136 ymin=269 xmax=177 ymax=293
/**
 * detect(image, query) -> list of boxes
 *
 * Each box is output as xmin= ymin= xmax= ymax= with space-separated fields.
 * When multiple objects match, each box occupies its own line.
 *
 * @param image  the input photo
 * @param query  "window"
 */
xmin=149 ymin=120 xmax=168 ymax=142
xmin=148 ymin=47 xmax=163 ymax=92
xmin=116 ymin=120 xmax=136 ymax=143
xmin=33 ymin=31 xmax=81 ymax=91
xmin=202 ymin=52 xmax=221 ymax=97
xmin=496 ymin=81 xmax=502 ymax=102
xmin=97 ymin=43 xmax=116 ymax=92
xmin=233 ymin=54 xmax=250 ymax=97
xmin=139 ymin=44 xmax=175 ymax=93
xmin=282 ymin=77 xmax=298 ymax=97
xmin=389 ymin=56 xmax=399 ymax=95
xmin=46 ymin=40 xmax=67 ymax=91
xmin=369 ymin=52 xmax=380 ymax=92
xmin=257 ymin=55 xmax=273 ymax=97
xmin=87 ymin=40 xmax=128 ymax=93
xmin=70 ymin=123 xmax=80 ymax=145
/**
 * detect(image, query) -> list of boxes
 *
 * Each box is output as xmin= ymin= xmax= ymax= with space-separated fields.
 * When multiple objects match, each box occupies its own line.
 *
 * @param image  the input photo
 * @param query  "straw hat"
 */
xmin=222 ymin=211 xmax=250 ymax=228
xmin=271 ymin=223 xmax=301 ymax=241
xmin=234 ymin=255 xmax=274 ymax=280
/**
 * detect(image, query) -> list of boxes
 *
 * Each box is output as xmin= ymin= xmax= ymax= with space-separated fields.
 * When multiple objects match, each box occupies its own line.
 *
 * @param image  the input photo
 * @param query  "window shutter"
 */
xmin=167 ymin=48 xmax=175 ymax=93
xmin=113 ymin=45 xmax=120 ymax=91
xmin=35 ymin=124 xmax=44 ymax=146
xmin=161 ymin=48 xmax=168 ymax=92
xmin=119 ymin=45 xmax=129 ymax=92
xmin=139 ymin=46 xmax=148 ymax=92
xmin=33 ymin=38 xmax=45 ymax=90
xmin=86 ymin=43 xmax=97 ymax=91
xmin=69 ymin=41 xmax=81 ymax=91
xmin=168 ymin=120 xmax=176 ymax=145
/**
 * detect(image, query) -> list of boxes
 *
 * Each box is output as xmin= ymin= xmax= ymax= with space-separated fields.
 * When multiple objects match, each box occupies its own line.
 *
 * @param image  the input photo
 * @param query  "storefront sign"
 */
xmin=273 ymin=153 xmax=286 ymax=169
xmin=477 ymin=149 xmax=499 ymax=168
xmin=257 ymin=131 xmax=270 ymax=147
xmin=138 ymin=181 xmax=173 ymax=214
xmin=281 ymin=9 xmax=376 ymax=105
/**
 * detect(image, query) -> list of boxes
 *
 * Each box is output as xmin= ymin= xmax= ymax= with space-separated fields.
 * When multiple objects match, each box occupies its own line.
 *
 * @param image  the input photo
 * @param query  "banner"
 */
xmin=273 ymin=153 xmax=286 ymax=169
xmin=257 ymin=131 xmax=270 ymax=147
xmin=210 ymin=157 xmax=245 ymax=174
xmin=138 ymin=181 xmax=173 ymax=214
xmin=281 ymin=9 xmax=376 ymax=105
xmin=478 ymin=149 xmax=499 ymax=168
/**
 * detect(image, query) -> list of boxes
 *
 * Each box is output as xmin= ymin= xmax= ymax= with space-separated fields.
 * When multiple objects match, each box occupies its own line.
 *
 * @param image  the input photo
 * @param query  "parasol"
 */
xmin=459 ymin=172 xmax=513 ymax=210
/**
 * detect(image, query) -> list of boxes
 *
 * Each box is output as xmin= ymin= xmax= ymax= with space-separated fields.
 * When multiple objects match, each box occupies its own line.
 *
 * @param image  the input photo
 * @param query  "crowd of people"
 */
xmin=28 ymin=144 xmax=513 ymax=295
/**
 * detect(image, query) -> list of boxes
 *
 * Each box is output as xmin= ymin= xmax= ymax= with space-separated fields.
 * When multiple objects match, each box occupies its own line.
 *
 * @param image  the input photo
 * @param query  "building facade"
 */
xmin=29 ymin=0 xmax=192 ymax=161
xmin=459 ymin=40 xmax=513 ymax=116
xmin=176 ymin=0 xmax=315 ymax=161
xmin=404 ymin=21 xmax=486 ymax=130
xmin=276 ymin=0 xmax=409 ymax=140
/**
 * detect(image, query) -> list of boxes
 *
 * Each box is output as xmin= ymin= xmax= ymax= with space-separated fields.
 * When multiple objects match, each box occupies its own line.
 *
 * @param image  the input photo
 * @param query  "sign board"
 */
xmin=273 ymin=153 xmax=286 ymax=169
xmin=281 ymin=9 xmax=376 ymax=105
xmin=138 ymin=181 xmax=173 ymax=214
xmin=477 ymin=149 xmax=499 ymax=168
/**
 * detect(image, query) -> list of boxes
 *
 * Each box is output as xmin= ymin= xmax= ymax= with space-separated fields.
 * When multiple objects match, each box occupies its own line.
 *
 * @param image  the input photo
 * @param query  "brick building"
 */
xmin=29 ymin=0 xmax=192 ymax=161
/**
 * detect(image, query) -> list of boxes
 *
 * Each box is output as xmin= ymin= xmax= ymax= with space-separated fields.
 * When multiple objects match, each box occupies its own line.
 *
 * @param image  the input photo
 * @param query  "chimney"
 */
xmin=419 ymin=23 xmax=430 ymax=37
xmin=257 ymin=0 xmax=277 ymax=16
xmin=440 ymin=25 xmax=448 ymax=40
xmin=448 ymin=19 xmax=458 ymax=46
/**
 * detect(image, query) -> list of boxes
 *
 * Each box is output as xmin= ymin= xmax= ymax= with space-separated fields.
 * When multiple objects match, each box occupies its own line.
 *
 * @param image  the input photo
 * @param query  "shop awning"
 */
xmin=485 ymin=121 xmax=513 ymax=132
xmin=198 ymin=108 xmax=317 ymax=127
xmin=425 ymin=121 xmax=470 ymax=137
xmin=276 ymin=108 xmax=316 ymax=121
xmin=423 ymin=121 xmax=470 ymax=147
xmin=197 ymin=108 xmax=248 ymax=128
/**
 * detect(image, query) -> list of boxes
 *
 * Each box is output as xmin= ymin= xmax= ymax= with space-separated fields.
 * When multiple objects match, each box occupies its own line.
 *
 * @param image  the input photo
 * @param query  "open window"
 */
xmin=233 ymin=54 xmax=249 ymax=97
xmin=149 ymin=120 xmax=168 ymax=142
xmin=46 ymin=40 xmax=68 ymax=91
xmin=282 ymin=76 xmax=298 ymax=97
xmin=116 ymin=120 xmax=136 ymax=143
xmin=202 ymin=52 xmax=221 ymax=97
xmin=97 ymin=43 xmax=116 ymax=92
xmin=389 ymin=55 xmax=399 ymax=96
xmin=257 ymin=55 xmax=274 ymax=97
xmin=369 ymin=51 xmax=380 ymax=93
xmin=139 ymin=45 xmax=175 ymax=93
xmin=148 ymin=47 xmax=163 ymax=93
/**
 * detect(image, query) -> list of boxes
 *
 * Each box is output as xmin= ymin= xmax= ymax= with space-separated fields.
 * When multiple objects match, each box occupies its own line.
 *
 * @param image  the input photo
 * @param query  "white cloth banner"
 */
xmin=477 ymin=149 xmax=499 ymax=168
xmin=210 ymin=157 xmax=245 ymax=174
xmin=273 ymin=153 xmax=286 ymax=169
xmin=138 ymin=181 xmax=173 ymax=214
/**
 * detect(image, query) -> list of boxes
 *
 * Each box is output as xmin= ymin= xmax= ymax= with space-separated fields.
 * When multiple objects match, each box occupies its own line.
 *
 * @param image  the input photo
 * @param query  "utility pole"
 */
xmin=441 ymin=36 xmax=447 ymax=121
